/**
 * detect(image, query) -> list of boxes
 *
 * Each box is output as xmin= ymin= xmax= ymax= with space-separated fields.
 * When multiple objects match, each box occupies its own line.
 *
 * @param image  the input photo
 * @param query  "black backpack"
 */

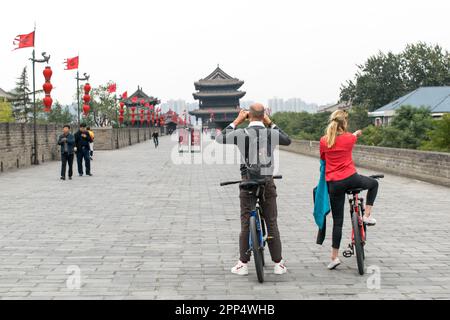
xmin=243 ymin=127 xmax=273 ymax=179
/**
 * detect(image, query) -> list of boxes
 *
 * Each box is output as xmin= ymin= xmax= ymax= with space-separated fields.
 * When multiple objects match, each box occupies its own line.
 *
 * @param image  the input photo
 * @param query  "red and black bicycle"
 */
xmin=342 ymin=174 xmax=384 ymax=275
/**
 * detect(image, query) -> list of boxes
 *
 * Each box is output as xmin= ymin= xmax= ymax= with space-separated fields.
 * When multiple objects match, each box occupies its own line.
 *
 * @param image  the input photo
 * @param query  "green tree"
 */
xmin=89 ymin=82 xmax=117 ymax=127
xmin=12 ymin=66 xmax=32 ymax=122
xmin=421 ymin=114 xmax=450 ymax=152
xmin=340 ymin=51 xmax=406 ymax=111
xmin=348 ymin=104 xmax=371 ymax=132
xmin=47 ymin=102 xmax=74 ymax=125
xmin=340 ymin=42 xmax=450 ymax=112
xmin=0 ymin=99 xmax=14 ymax=123
xmin=402 ymin=43 xmax=450 ymax=90
xmin=358 ymin=105 xmax=434 ymax=149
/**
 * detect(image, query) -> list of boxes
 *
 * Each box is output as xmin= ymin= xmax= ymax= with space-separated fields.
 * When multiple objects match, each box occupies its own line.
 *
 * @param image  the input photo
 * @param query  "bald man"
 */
xmin=216 ymin=103 xmax=291 ymax=276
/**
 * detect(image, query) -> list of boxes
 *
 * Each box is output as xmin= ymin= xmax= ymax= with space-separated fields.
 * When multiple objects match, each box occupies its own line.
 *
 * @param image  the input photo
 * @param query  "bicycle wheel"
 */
xmin=352 ymin=212 xmax=365 ymax=275
xmin=250 ymin=216 xmax=264 ymax=283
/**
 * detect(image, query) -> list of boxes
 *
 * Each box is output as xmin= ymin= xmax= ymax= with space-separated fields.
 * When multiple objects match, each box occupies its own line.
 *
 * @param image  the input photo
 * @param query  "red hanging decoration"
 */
xmin=43 ymin=96 xmax=53 ymax=111
xmin=42 ymin=66 xmax=53 ymax=112
xmin=140 ymin=108 xmax=145 ymax=125
xmin=83 ymin=83 xmax=91 ymax=94
xmin=83 ymin=83 xmax=91 ymax=116
xmin=43 ymin=66 xmax=53 ymax=81
xmin=42 ymin=82 xmax=53 ymax=95
xmin=131 ymin=106 xmax=136 ymax=126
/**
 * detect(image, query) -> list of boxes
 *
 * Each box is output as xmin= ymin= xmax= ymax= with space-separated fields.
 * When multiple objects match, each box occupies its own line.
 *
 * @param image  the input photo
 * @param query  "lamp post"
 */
xmin=76 ymin=72 xmax=90 ymax=126
xmin=29 ymin=51 xmax=50 ymax=165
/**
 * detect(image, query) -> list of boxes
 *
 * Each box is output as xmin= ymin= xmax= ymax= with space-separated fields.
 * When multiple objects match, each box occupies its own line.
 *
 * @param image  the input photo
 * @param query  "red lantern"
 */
xmin=119 ymin=115 xmax=124 ymax=124
xmin=42 ymin=66 xmax=53 ymax=112
xmin=131 ymin=106 xmax=136 ymax=126
xmin=84 ymin=83 xmax=91 ymax=94
xmin=140 ymin=99 xmax=145 ymax=105
xmin=83 ymin=94 xmax=91 ymax=104
xmin=42 ymin=82 xmax=53 ymax=95
xmin=43 ymin=66 xmax=53 ymax=81
xmin=120 ymin=102 xmax=125 ymax=108
xmin=43 ymin=96 xmax=53 ymax=112
xmin=83 ymin=104 xmax=90 ymax=115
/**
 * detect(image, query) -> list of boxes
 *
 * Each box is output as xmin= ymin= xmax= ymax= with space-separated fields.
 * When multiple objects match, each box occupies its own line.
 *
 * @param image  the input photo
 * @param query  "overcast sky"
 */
xmin=1 ymin=0 xmax=449 ymax=106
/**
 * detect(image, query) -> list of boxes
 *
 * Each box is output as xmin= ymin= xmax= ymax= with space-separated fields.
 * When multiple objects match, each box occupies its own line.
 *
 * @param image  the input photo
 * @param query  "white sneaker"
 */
xmin=274 ymin=260 xmax=287 ymax=275
xmin=231 ymin=261 xmax=249 ymax=276
xmin=327 ymin=258 xmax=341 ymax=270
xmin=363 ymin=215 xmax=377 ymax=226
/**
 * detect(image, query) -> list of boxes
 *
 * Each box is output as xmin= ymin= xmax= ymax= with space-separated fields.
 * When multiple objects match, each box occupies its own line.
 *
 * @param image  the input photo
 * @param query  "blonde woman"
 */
xmin=319 ymin=110 xmax=379 ymax=270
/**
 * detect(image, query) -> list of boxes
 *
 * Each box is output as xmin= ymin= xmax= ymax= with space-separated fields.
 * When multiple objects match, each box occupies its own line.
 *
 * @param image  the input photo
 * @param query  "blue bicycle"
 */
xmin=220 ymin=175 xmax=282 ymax=283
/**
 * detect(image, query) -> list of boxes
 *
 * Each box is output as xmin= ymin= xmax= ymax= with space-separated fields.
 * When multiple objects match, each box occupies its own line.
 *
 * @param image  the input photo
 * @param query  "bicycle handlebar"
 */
xmin=220 ymin=175 xmax=283 ymax=187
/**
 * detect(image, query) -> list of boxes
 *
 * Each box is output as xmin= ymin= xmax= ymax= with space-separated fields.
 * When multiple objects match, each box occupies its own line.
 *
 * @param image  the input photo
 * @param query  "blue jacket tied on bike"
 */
xmin=313 ymin=159 xmax=330 ymax=231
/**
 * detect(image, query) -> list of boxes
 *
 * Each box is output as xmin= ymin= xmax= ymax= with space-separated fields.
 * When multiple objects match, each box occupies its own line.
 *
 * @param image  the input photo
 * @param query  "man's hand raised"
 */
xmin=233 ymin=110 xmax=248 ymax=127
xmin=263 ymin=114 xmax=273 ymax=127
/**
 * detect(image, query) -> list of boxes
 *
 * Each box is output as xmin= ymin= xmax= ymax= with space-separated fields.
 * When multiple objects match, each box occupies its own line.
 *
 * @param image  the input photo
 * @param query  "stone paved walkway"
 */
xmin=0 ymin=134 xmax=449 ymax=300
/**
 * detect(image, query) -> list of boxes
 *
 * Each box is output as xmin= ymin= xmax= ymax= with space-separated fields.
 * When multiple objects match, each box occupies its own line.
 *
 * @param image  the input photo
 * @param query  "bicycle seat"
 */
xmin=240 ymin=179 xmax=266 ymax=190
xmin=346 ymin=188 xmax=364 ymax=195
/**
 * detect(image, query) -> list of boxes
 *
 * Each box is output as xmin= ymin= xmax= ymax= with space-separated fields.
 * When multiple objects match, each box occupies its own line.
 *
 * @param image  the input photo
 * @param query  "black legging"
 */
xmin=327 ymin=173 xmax=379 ymax=249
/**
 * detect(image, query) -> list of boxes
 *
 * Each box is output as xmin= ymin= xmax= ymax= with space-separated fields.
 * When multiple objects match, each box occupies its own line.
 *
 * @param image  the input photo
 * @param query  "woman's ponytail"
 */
xmin=325 ymin=110 xmax=348 ymax=148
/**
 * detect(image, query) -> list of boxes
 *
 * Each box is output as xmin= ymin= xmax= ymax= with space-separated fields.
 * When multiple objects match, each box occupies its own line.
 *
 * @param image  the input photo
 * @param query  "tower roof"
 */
xmin=194 ymin=66 xmax=244 ymax=90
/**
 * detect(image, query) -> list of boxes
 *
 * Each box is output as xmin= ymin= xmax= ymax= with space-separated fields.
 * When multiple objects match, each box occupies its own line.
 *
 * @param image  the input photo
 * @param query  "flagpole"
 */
xmin=77 ymin=70 xmax=80 ymax=126
xmin=32 ymin=48 xmax=38 ymax=165
xmin=32 ymin=23 xmax=38 ymax=165
xmin=115 ymin=93 xmax=119 ymax=149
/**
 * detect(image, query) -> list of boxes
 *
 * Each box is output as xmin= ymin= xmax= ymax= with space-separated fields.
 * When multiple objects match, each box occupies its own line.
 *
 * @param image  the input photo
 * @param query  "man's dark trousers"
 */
xmin=76 ymin=146 xmax=91 ymax=175
xmin=61 ymin=153 xmax=74 ymax=178
xmin=239 ymin=178 xmax=282 ymax=263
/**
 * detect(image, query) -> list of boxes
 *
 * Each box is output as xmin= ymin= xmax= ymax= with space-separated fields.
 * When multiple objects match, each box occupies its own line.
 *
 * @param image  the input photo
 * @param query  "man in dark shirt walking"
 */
xmin=57 ymin=125 xmax=75 ymax=180
xmin=74 ymin=123 xmax=93 ymax=177
xmin=152 ymin=130 xmax=159 ymax=148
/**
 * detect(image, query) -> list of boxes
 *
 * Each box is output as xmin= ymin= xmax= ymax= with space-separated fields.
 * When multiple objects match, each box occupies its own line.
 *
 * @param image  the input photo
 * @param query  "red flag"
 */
xmin=122 ymin=91 xmax=128 ymax=99
xmin=64 ymin=56 xmax=79 ymax=70
xmin=108 ymin=83 xmax=116 ymax=93
xmin=13 ymin=31 xmax=35 ymax=50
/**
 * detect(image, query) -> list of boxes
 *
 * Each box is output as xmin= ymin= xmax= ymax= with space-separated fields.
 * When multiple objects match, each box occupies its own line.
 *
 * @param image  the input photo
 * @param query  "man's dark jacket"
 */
xmin=57 ymin=133 xmax=75 ymax=155
xmin=74 ymin=130 xmax=93 ymax=150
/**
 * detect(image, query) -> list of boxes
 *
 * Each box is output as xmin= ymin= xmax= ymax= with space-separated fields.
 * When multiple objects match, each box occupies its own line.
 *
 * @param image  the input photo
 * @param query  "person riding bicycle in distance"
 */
xmin=216 ymin=103 xmax=291 ymax=276
xmin=320 ymin=110 xmax=379 ymax=270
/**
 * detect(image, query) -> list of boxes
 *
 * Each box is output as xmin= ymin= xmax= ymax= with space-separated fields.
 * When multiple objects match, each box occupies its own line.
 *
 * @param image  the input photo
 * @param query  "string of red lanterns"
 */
xmin=119 ymin=101 xmax=125 ymax=125
xmin=83 ymin=83 xmax=91 ymax=116
xmin=42 ymin=66 xmax=53 ymax=112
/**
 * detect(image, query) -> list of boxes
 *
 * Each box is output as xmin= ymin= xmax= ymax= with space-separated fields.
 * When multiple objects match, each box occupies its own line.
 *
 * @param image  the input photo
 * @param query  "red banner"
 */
xmin=64 ymin=56 xmax=79 ymax=70
xmin=13 ymin=31 xmax=35 ymax=50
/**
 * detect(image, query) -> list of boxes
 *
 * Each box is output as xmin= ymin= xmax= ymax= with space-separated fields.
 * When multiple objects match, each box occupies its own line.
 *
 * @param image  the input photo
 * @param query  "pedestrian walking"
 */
xmin=57 ymin=125 xmax=75 ymax=181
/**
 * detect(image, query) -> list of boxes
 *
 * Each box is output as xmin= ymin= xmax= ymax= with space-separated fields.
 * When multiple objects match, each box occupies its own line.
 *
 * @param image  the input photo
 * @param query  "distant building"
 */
xmin=317 ymin=101 xmax=351 ymax=113
xmin=268 ymin=97 xmax=318 ymax=114
xmin=369 ymin=86 xmax=450 ymax=126
xmin=0 ymin=88 xmax=15 ymax=102
xmin=190 ymin=66 xmax=246 ymax=129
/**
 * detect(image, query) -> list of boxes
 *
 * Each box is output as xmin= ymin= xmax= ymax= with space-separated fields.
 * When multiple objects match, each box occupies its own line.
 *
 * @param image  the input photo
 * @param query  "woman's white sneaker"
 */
xmin=363 ymin=215 xmax=377 ymax=226
xmin=231 ymin=261 xmax=249 ymax=276
xmin=327 ymin=258 xmax=341 ymax=270
xmin=274 ymin=260 xmax=287 ymax=275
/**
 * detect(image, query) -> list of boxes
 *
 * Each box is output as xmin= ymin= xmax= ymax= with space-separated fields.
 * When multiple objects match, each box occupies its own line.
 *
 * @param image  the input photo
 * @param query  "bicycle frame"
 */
xmin=343 ymin=192 xmax=367 ymax=258
xmin=350 ymin=193 xmax=366 ymax=245
xmin=247 ymin=186 xmax=267 ymax=252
